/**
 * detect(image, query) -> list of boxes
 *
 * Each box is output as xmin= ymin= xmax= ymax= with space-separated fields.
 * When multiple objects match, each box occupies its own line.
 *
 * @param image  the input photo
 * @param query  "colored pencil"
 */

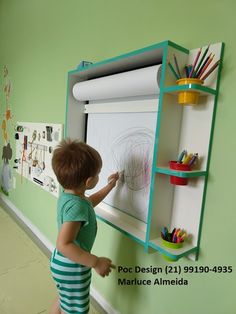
xmin=198 ymin=54 xmax=215 ymax=79
xmin=195 ymin=53 xmax=212 ymax=78
xmin=194 ymin=45 xmax=210 ymax=76
xmin=188 ymin=65 xmax=193 ymax=76
xmin=168 ymin=61 xmax=180 ymax=79
xmin=185 ymin=65 xmax=189 ymax=78
xmin=189 ymin=47 xmax=202 ymax=78
xmin=201 ymin=60 xmax=220 ymax=80
xmin=173 ymin=54 xmax=181 ymax=78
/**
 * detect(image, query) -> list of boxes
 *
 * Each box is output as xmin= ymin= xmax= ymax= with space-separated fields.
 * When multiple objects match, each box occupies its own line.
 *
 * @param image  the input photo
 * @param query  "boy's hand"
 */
xmin=94 ymin=257 xmax=116 ymax=277
xmin=88 ymin=172 xmax=121 ymax=207
xmin=107 ymin=172 xmax=120 ymax=188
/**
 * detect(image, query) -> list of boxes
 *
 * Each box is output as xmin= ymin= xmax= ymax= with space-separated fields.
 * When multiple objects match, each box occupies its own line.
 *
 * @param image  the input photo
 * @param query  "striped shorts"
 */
xmin=50 ymin=249 xmax=91 ymax=314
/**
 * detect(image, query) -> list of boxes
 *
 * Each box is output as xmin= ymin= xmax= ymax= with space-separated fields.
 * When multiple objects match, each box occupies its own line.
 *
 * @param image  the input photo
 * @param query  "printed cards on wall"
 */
xmin=15 ymin=122 xmax=63 ymax=197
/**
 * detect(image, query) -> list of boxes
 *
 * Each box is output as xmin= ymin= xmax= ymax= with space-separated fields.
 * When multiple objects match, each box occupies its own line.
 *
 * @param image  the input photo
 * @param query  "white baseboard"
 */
xmin=90 ymin=286 xmax=120 ymax=314
xmin=0 ymin=193 xmax=119 ymax=314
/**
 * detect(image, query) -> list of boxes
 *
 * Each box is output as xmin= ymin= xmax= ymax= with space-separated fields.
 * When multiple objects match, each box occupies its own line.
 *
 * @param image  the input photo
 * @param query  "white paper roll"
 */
xmin=72 ymin=64 xmax=162 ymax=101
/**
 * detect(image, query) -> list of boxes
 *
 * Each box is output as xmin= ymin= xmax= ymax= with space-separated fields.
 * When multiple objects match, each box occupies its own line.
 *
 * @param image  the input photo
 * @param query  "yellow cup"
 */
xmin=176 ymin=78 xmax=204 ymax=105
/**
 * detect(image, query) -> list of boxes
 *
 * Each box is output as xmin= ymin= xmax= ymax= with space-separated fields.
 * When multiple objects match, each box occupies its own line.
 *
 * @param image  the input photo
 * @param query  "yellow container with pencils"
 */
xmin=176 ymin=78 xmax=204 ymax=105
xmin=168 ymin=46 xmax=220 ymax=105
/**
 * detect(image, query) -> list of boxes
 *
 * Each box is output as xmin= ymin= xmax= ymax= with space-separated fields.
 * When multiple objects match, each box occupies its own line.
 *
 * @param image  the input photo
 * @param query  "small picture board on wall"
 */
xmin=15 ymin=122 xmax=63 ymax=197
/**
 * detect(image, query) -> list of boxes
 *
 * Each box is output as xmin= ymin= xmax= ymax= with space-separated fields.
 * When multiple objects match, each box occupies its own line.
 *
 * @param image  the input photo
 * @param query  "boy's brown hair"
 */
xmin=52 ymin=139 xmax=102 ymax=189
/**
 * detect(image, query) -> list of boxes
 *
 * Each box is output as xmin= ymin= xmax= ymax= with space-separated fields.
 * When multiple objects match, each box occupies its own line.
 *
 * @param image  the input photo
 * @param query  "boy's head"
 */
xmin=52 ymin=138 xmax=102 ymax=190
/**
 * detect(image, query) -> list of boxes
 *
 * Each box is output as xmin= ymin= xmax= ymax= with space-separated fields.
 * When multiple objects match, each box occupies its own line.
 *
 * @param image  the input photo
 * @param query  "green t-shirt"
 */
xmin=57 ymin=191 xmax=97 ymax=252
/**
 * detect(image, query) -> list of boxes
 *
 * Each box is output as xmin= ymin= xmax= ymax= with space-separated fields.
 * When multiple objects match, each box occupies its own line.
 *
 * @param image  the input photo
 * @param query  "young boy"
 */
xmin=50 ymin=139 xmax=119 ymax=314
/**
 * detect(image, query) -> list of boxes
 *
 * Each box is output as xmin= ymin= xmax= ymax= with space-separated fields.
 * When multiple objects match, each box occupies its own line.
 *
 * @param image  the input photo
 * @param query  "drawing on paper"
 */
xmin=111 ymin=128 xmax=153 ymax=192
xmin=86 ymin=112 xmax=157 ymax=222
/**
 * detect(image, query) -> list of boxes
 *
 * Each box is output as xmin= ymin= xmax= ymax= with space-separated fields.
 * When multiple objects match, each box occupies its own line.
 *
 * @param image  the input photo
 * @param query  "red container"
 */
xmin=169 ymin=161 xmax=191 ymax=186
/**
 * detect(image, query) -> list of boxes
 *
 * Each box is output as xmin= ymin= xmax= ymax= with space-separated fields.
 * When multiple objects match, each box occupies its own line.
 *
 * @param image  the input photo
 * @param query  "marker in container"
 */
xmin=177 ymin=149 xmax=187 ymax=163
xmin=188 ymin=153 xmax=198 ymax=167
xmin=182 ymin=153 xmax=193 ymax=165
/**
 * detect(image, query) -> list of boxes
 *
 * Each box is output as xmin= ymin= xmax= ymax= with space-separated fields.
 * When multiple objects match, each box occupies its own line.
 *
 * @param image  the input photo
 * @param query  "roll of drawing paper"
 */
xmin=72 ymin=64 xmax=162 ymax=101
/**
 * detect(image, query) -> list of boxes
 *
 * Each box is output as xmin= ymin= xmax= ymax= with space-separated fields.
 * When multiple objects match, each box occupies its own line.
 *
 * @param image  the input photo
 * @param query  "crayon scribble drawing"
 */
xmin=109 ymin=127 xmax=154 ymax=221
xmin=86 ymin=112 xmax=157 ymax=223
xmin=111 ymin=128 xmax=153 ymax=191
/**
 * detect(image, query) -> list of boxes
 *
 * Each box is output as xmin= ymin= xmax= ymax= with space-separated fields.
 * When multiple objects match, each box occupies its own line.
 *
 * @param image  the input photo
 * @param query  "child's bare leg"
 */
xmin=50 ymin=297 xmax=62 ymax=314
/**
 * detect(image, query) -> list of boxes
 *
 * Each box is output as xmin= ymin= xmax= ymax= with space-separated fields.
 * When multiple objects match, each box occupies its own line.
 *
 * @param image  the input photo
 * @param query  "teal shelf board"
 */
xmin=149 ymin=237 xmax=198 ymax=259
xmin=95 ymin=214 xmax=146 ymax=247
xmin=82 ymin=41 xmax=167 ymax=70
xmin=155 ymin=166 xmax=207 ymax=178
xmin=68 ymin=68 xmax=81 ymax=75
xmin=68 ymin=41 xmax=168 ymax=76
xmin=168 ymin=41 xmax=189 ymax=54
xmin=163 ymin=84 xmax=217 ymax=96
xmin=69 ymin=40 xmax=188 ymax=75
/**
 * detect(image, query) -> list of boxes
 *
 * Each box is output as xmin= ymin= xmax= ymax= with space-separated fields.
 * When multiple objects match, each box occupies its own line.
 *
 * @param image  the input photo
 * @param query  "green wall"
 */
xmin=0 ymin=1 xmax=235 ymax=313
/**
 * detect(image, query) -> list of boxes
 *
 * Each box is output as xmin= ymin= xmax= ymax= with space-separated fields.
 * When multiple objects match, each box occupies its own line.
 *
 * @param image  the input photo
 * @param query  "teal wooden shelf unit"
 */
xmin=163 ymin=83 xmax=217 ymax=96
xmin=155 ymin=166 xmax=207 ymax=178
xmin=65 ymin=40 xmax=224 ymax=261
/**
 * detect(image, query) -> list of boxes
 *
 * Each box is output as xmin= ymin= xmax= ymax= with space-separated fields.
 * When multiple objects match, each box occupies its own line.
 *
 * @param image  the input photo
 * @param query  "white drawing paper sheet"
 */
xmin=86 ymin=112 xmax=157 ymax=222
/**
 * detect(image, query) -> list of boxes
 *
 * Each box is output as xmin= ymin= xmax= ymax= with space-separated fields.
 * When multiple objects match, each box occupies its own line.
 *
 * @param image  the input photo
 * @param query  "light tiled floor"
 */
xmin=0 ymin=205 xmax=102 ymax=314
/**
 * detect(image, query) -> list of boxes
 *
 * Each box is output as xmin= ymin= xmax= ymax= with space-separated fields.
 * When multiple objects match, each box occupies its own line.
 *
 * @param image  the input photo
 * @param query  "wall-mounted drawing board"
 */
xmin=15 ymin=122 xmax=63 ymax=197
xmin=65 ymin=40 xmax=224 ymax=261
xmin=71 ymin=64 xmax=162 ymax=223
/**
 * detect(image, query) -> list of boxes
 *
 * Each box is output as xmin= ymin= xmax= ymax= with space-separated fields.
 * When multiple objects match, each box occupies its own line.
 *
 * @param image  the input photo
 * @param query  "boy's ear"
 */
xmin=85 ymin=177 xmax=94 ymax=188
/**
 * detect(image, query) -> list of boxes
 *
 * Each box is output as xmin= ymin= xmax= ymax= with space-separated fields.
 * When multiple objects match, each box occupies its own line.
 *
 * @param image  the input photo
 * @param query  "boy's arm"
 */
xmin=56 ymin=221 xmax=98 ymax=267
xmin=56 ymin=221 xmax=115 ymax=276
xmin=88 ymin=172 xmax=119 ymax=207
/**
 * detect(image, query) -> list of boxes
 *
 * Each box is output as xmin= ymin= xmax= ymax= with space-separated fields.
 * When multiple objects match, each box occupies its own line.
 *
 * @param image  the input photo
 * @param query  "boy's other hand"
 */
xmin=94 ymin=257 xmax=116 ymax=277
